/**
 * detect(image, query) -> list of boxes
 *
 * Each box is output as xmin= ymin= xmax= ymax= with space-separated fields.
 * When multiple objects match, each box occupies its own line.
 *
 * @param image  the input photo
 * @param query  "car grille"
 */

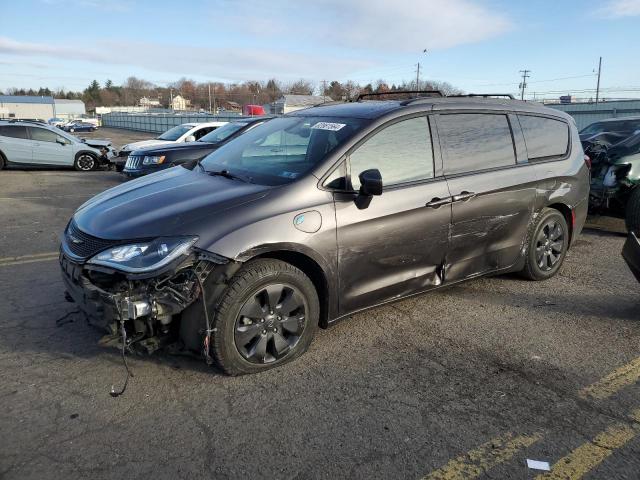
xmin=64 ymin=220 xmax=121 ymax=259
xmin=125 ymin=155 xmax=142 ymax=169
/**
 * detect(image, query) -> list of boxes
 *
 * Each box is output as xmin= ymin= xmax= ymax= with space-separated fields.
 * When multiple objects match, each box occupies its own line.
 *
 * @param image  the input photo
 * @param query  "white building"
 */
xmin=53 ymin=99 xmax=86 ymax=120
xmin=139 ymin=97 xmax=161 ymax=108
xmin=171 ymin=94 xmax=190 ymax=111
xmin=271 ymin=94 xmax=333 ymax=114
xmin=0 ymin=95 xmax=55 ymax=120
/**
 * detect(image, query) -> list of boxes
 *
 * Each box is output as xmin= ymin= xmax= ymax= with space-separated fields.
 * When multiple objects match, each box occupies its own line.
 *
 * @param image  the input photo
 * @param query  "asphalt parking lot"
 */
xmin=1 ymin=131 xmax=639 ymax=479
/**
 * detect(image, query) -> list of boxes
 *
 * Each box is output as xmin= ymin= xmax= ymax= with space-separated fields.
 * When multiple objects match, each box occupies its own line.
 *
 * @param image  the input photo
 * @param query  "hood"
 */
xmin=122 ymin=139 xmax=173 ymax=151
xmin=83 ymin=139 xmax=112 ymax=148
xmin=74 ymin=166 xmax=271 ymax=241
xmin=131 ymin=140 xmax=220 ymax=156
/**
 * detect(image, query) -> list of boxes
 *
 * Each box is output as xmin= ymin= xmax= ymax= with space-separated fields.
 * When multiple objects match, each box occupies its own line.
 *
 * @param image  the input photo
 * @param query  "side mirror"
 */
xmin=355 ymin=168 xmax=382 ymax=209
xmin=56 ymin=138 xmax=67 ymax=146
xmin=185 ymin=135 xmax=196 ymax=142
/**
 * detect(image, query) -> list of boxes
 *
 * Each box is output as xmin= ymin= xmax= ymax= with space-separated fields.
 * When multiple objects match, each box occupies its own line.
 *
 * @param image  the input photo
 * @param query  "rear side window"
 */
xmin=518 ymin=115 xmax=569 ymax=160
xmin=439 ymin=114 xmax=515 ymax=175
xmin=0 ymin=125 xmax=28 ymax=139
xmin=350 ymin=116 xmax=434 ymax=190
xmin=29 ymin=127 xmax=59 ymax=143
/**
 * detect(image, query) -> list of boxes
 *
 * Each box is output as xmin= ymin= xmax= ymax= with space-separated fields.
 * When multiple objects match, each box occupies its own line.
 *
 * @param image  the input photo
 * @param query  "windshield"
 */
xmin=198 ymin=121 xmax=248 ymax=143
xmin=200 ymin=116 xmax=365 ymax=186
xmin=158 ymin=125 xmax=192 ymax=141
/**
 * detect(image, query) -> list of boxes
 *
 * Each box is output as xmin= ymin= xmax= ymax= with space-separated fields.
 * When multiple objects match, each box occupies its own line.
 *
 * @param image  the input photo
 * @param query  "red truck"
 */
xmin=242 ymin=104 xmax=266 ymax=116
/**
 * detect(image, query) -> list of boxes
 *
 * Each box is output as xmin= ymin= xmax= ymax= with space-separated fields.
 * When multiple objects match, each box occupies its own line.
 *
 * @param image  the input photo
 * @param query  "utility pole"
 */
xmin=212 ymin=84 xmax=216 ymax=115
xmin=416 ymin=63 xmax=420 ymax=90
xmin=321 ymin=80 xmax=327 ymax=102
xmin=208 ymin=83 xmax=212 ymax=112
xmin=169 ymin=88 xmax=173 ymax=110
xmin=519 ymin=69 xmax=530 ymax=100
xmin=595 ymin=56 xmax=602 ymax=105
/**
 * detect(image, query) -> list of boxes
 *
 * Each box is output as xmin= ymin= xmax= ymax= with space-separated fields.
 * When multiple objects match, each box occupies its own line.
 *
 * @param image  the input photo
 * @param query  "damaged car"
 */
xmin=582 ymin=117 xmax=640 ymax=233
xmin=60 ymin=93 xmax=589 ymax=375
xmin=0 ymin=119 xmax=116 ymax=171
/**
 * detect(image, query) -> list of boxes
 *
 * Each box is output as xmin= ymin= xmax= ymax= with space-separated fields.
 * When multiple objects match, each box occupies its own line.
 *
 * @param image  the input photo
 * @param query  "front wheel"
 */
xmin=520 ymin=208 xmax=569 ymax=281
xmin=69 ymin=128 xmax=75 ymax=132
xmin=211 ymin=259 xmax=319 ymax=375
xmin=625 ymin=188 xmax=640 ymax=235
xmin=74 ymin=153 xmax=97 ymax=171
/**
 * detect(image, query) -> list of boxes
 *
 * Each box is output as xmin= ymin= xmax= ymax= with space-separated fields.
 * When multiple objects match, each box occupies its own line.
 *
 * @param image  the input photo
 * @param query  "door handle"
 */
xmin=425 ymin=197 xmax=452 ymax=208
xmin=452 ymin=191 xmax=476 ymax=202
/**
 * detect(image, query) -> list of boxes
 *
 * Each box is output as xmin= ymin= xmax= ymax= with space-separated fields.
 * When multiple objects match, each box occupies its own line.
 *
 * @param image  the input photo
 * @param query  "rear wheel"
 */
xmin=69 ymin=128 xmax=75 ymax=132
xmin=520 ymin=208 xmax=569 ymax=281
xmin=625 ymin=188 xmax=640 ymax=235
xmin=74 ymin=153 xmax=97 ymax=171
xmin=0 ymin=152 xmax=6 ymax=170
xmin=211 ymin=259 xmax=319 ymax=375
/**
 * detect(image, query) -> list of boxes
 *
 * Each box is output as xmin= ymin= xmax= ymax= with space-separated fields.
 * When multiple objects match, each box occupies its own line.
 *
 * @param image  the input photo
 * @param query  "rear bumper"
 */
xmin=622 ymin=232 xmax=640 ymax=283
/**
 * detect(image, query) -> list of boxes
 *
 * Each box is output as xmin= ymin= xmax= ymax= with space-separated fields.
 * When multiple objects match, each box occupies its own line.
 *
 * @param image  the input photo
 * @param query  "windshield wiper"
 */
xmin=207 ymin=169 xmax=249 ymax=182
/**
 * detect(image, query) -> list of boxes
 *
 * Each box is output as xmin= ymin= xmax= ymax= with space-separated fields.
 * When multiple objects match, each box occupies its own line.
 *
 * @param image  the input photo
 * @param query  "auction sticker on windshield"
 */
xmin=311 ymin=122 xmax=346 ymax=131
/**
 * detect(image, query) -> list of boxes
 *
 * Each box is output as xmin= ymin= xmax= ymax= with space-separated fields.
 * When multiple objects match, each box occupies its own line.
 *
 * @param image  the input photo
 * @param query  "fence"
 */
xmin=546 ymin=99 xmax=640 ymax=130
xmin=101 ymin=111 xmax=243 ymax=133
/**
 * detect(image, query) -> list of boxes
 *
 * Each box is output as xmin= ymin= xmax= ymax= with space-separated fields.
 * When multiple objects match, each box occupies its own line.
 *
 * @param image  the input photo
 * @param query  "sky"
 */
xmin=1 ymin=0 xmax=639 ymax=100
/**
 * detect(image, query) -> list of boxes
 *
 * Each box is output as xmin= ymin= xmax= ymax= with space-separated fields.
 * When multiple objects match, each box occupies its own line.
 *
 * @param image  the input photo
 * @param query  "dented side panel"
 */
xmin=334 ymin=180 xmax=451 ymax=314
xmin=445 ymin=166 xmax=537 ymax=281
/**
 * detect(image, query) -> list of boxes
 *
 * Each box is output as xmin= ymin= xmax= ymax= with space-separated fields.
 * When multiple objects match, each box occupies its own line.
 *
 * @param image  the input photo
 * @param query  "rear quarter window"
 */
xmin=0 ymin=125 xmax=28 ymax=139
xmin=518 ymin=115 xmax=569 ymax=161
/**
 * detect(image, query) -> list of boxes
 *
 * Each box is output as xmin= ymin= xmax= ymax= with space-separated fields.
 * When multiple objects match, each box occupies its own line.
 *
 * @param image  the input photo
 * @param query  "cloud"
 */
xmin=597 ymin=0 xmax=640 ymax=17
xmin=0 ymin=37 xmax=373 ymax=82
xmin=218 ymin=0 xmax=512 ymax=52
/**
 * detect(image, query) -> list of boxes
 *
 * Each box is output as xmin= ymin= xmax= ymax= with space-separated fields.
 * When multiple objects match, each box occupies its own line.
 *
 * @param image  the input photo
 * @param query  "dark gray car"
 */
xmin=60 ymin=94 xmax=589 ymax=375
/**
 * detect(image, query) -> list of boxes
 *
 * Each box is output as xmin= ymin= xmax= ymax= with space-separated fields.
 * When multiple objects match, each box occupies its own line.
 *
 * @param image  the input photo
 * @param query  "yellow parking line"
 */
xmin=579 ymin=357 xmax=640 ymax=400
xmin=0 ymin=252 xmax=59 ymax=267
xmin=535 ymin=409 xmax=640 ymax=479
xmin=422 ymin=432 xmax=542 ymax=480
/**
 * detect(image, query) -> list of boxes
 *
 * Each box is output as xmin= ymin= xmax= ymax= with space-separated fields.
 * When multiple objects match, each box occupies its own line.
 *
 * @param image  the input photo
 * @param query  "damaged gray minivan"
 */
xmin=60 ymin=92 xmax=589 ymax=375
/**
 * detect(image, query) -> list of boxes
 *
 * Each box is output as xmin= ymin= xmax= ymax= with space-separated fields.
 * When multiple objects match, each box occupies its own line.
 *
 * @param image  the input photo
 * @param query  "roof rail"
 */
xmin=357 ymin=90 xmax=443 ymax=101
xmin=448 ymin=93 xmax=516 ymax=99
xmin=3 ymin=118 xmax=49 ymax=125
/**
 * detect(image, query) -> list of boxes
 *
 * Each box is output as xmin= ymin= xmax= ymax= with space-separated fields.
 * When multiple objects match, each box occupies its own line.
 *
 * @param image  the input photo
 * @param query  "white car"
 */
xmin=0 ymin=120 xmax=116 ymax=171
xmin=116 ymin=121 xmax=228 ymax=161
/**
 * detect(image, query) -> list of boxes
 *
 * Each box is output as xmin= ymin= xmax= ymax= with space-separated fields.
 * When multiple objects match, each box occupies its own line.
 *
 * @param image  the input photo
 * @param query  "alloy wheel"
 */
xmin=77 ymin=155 xmax=95 ymax=171
xmin=234 ymin=283 xmax=307 ymax=364
xmin=535 ymin=219 xmax=565 ymax=271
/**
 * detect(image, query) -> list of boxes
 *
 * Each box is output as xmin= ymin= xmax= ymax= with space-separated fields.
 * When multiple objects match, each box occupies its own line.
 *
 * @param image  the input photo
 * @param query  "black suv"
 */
xmin=122 ymin=116 xmax=272 ymax=177
xmin=60 ymin=93 xmax=589 ymax=375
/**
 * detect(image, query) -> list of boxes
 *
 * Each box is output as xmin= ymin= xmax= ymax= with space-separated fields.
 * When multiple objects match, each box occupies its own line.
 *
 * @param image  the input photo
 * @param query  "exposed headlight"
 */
xmin=87 ymin=236 xmax=197 ymax=273
xmin=143 ymin=155 xmax=166 ymax=165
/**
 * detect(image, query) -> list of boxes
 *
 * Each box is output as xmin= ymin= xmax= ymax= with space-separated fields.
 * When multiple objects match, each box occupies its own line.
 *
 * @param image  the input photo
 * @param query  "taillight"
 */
xmin=584 ymin=154 xmax=592 ymax=170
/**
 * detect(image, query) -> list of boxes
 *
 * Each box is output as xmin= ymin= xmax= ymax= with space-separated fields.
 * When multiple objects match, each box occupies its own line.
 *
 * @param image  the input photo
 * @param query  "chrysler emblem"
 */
xmin=68 ymin=234 xmax=84 ymax=245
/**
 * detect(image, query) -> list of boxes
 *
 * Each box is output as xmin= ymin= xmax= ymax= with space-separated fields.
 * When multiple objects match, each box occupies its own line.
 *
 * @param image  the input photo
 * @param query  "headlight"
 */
xmin=143 ymin=155 xmax=166 ymax=165
xmin=87 ymin=236 xmax=197 ymax=273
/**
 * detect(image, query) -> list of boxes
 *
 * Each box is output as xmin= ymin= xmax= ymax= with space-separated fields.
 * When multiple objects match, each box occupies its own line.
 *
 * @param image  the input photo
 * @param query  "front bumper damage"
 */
xmin=60 ymin=248 xmax=240 ymax=357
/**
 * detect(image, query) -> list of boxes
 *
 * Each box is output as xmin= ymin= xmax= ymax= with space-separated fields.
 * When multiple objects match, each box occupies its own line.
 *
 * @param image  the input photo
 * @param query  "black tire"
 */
xmin=625 ymin=188 xmax=640 ymax=235
xmin=211 ymin=259 xmax=319 ymax=375
xmin=520 ymin=208 xmax=569 ymax=281
xmin=0 ymin=152 xmax=6 ymax=170
xmin=74 ymin=153 xmax=97 ymax=172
